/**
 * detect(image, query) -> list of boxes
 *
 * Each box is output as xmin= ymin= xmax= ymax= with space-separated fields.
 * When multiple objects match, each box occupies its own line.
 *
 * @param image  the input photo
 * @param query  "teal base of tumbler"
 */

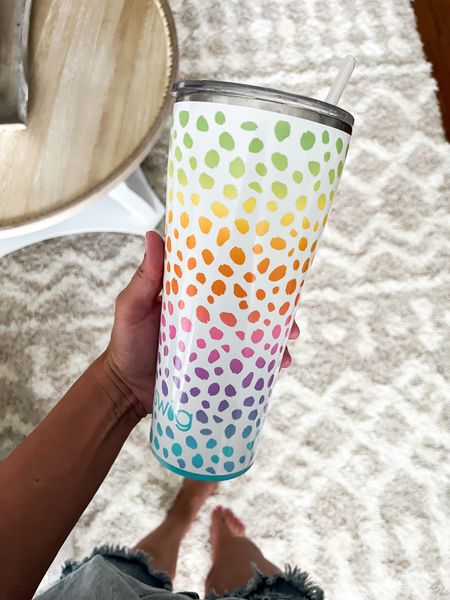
xmin=151 ymin=447 xmax=252 ymax=481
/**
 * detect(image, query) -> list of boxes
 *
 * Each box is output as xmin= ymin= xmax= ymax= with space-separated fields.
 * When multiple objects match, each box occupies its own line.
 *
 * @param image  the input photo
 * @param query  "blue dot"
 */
xmin=249 ymin=410 xmax=258 ymax=421
xmin=165 ymin=426 xmax=174 ymax=439
xmin=180 ymin=392 xmax=189 ymax=403
xmin=192 ymin=454 xmax=203 ymax=468
xmin=232 ymin=409 xmax=242 ymax=420
xmin=206 ymin=439 xmax=217 ymax=449
xmin=186 ymin=435 xmax=198 ymax=449
xmin=224 ymin=461 xmax=235 ymax=473
xmin=163 ymin=448 xmax=169 ymax=459
xmin=242 ymin=425 xmax=252 ymax=438
xmin=172 ymin=443 xmax=182 ymax=456
xmin=206 ymin=467 xmax=216 ymax=475
xmin=213 ymin=415 xmax=223 ymax=423
xmin=162 ymin=381 xmax=168 ymax=396
xmin=168 ymin=406 xmax=175 ymax=421
xmin=154 ymin=436 xmax=160 ymax=450
xmin=157 ymin=423 xmax=163 ymax=436
xmin=247 ymin=441 xmax=254 ymax=450
xmin=200 ymin=428 xmax=212 ymax=435
xmin=196 ymin=410 xmax=208 ymax=423
xmin=239 ymin=455 xmax=246 ymax=464
xmin=225 ymin=384 xmax=236 ymax=397
xmin=177 ymin=458 xmax=186 ymax=468
xmin=150 ymin=428 xmax=153 ymax=442
xmin=256 ymin=418 xmax=261 ymax=427
xmin=211 ymin=454 xmax=219 ymax=464
xmin=190 ymin=387 xmax=201 ymax=396
xmin=225 ymin=424 xmax=236 ymax=439
xmin=223 ymin=446 xmax=234 ymax=457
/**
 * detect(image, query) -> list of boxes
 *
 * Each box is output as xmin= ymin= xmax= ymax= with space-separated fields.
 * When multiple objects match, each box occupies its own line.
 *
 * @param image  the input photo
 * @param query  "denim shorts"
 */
xmin=35 ymin=545 xmax=324 ymax=600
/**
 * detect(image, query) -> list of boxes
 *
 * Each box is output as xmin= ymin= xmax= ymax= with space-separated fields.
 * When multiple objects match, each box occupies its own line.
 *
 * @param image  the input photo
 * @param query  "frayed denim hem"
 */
xmin=61 ymin=544 xmax=173 ymax=592
xmin=205 ymin=564 xmax=324 ymax=600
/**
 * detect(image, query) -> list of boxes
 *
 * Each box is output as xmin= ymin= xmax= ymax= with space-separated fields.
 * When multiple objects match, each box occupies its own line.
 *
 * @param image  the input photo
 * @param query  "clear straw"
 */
xmin=325 ymin=56 xmax=356 ymax=105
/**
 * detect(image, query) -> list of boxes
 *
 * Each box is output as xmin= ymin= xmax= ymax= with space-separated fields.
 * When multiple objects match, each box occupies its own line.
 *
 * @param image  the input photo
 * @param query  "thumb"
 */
xmin=115 ymin=231 xmax=165 ymax=322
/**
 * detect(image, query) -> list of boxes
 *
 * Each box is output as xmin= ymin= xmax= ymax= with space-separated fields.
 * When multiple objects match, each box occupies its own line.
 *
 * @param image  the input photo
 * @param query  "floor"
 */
xmin=413 ymin=0 xmax=450 ymax=141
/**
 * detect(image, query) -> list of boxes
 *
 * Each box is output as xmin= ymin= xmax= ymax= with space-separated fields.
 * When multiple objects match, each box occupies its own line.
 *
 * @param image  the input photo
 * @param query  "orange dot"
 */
xmin=174 ymin=228 xmax=180 ymax=240
xmin=166 ymin=236 xmax=172 ymax=252
xmin=248 ymin=310 xmax=260 ymax=322
xmin=212 ymin=280 xmax=226 ymax=295
xmin=199 ymin=217 xmax=212 ymax=234
xmin=220 ymin=312 xmax=237 ymax=327
xmin=239 ymin=300 xmax=248 ymax=309
xmin=187 ymin=257 xmax=197 ymax=270
xmin=187 ymin=284 xmax=197 ymax=296
xmin=180 ymin=212 xmax=189 ymax=229
xmin=311 ymin=241 xmax=317 ymax=252
xmin=234 ymin=283 xmax=247 ymax=298
xmin=295 ymin=293 xmax=301 ymax=305
xmin=165 ymin=281 xmax=171 ymax=295
xmin=196 ymin=306 xmax=210 ymax=323
xmin=257 ymin=258 xmax=270 ymax=274
xmin=167 ymin=262 xmax=171 ymax=272
xmin=272 ymin=286 xmax=280 ymax=293
xmin=217 ymin=227 xmax=231 ymax=247
xmin=219 ymin=264 xmax=234 ymax=277
xmin=171 ymin=278 xmax=179 ymax=294
xmin=293 ymin=259 xmax=300 ymax=270
xmin=302 ymin=259 xmax=310 ymax=273
xmin=279 ymin=301 xmax=290 ymax=315
xmin=186 ymin=235 xmax=196 ymax=249
xmin=196 ymin=273 xmax=206 ymax=284
xmin=264 ymin=318 xmax=271 ymax=326
xmin=207 ymin=295 xmax=215 ymax=304
xmin=202 ymin=249 xmax=214 ymax=265
xmin=298 ymin=237 xmax=308 ymax=251
xmin=174 ymin=264 xmax=182 ymax=277
xmin=253 ymin=244 xmax=263 ymax=254
xmin=288 ymin=249 xmax=294 ymax=257
xmin=256 ymin=289 xmax=266 ymax=300
xmin=244 ymin=272 xmax=256 ymax=283
xmin=269 ymin=265 xmax=287 ymax=281
xmin=300 ymin=280 xmax=305 ymax=288
xmin=178 ymin=300 xmax=185 ymax=309
xmin=268 ymin=302 xmax=275 ymax=312
xmin=286 ymin=279 xmax=297 ymax=294
xmin=168 ymin=210 xmax=174 ymax=223
xmin=270 ymin=237 xmax=286 ymax=250
xmin=230 ymin=247 xmax=246 ymax=265
xmin=177 ymin=250 xmax=183 ymax=261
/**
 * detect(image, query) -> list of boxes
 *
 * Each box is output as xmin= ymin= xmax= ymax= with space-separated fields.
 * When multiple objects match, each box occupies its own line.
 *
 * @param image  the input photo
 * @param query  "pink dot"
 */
xmin=271 ymin=343 xmax=279 ymax=355
xmin=169 ymin=325 xmax=176 ymax=339
xmin=222 ymin=344 xmax=230 ymax=352
xmin=163 ymin=301 xmax=166 ymax=311
xmin=181 ymin=317 xmax=192 ymax=332
xmin=162 ymin=331 xmax=167 ymax=342
xmin=161 ymin=314 xmax=167 ymax=327
xmin=242 ymin=347 xmax=254 ymax=358
xmin=285 ymin=315 xmax=292 ymax=326
xmin=264 ymin=318 xmax=271 ymax=326
xmin=235 ymin=331 xmax=245 ymax=341
xmin=251 ymin=329 xmax=264 ymax=343
xmin=264 ymin=343 xmax=270 ymax=350
xmin=178 ymin=340 xmax=185 ymax=352
xmin=208 ymin=349 xmax=220 ymax=363
xmin=210 ymin=327 xmax=224 ymax=340
xmin=163 ymin=345 xmax=169 ymax=356
xmin=168 ymin=301 xmax=174 ymax=316
xmin=189 ymin=352 xmax=198 ymax=362
xmin=197 ymin=338 xmax=206 ymax=349
xmin=272 ymin=325 xmax=281 ymax=339
xmin=230 ymin=358 xmax=243 ymax=374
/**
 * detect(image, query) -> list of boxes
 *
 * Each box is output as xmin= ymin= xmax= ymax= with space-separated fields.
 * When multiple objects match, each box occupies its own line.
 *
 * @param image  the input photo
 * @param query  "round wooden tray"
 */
xmin=0 ymin=0 xmax=177 ymax=236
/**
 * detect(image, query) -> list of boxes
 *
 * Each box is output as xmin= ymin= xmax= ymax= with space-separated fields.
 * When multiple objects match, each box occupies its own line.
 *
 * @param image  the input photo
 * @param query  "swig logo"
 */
xmin=155 ymin=390 xmax=193 ymax=432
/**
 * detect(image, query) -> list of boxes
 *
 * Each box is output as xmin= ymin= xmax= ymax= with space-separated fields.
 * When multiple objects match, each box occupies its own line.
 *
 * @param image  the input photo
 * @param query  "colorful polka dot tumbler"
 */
xmin=150 ymin=80 xmax=354 ymax=480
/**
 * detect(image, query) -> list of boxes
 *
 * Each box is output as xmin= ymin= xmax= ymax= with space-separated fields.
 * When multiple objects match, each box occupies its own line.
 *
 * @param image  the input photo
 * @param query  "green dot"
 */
xmin=215 ymin=111 xmax=225 ymax=125
xmin=192 ymin=454 xmax=203 ymax=468
xmin=313 ymin=180 xmax=321 ymax=191
xmin=249 ymin=181 xmax=262 ymax=193
xmin=211 ymin=454 xmax=219 ymax=464
xmin=255 ymin=162 xmax=267 ymax=176
xmin=205 ymin=149 xmax=220 ymax=168
xmin=293 ymin=170 xmax=303 ymax=183
xmin=183 ymin=133 xmax=193 ymax=149
xmin=300 ymin=131 xmax=316 ymax=150
xmin=249 ymin=138 xmax=264 ymax=153
xmin=322 ymin=131 xmax=330 ymax=144
xmin=324 ymin=151 xmax=331 ymax=162
xmin=189 ymin=156 xmax=197 ymax=170
xmin=329 ymin=169 xmax=335 ymax=184
xmin=172 ymin=443 xmax=182 ymax=456
xmin=241 ymin=121 xmax=258 ymax=131
xmin=308 ymin=161 xmax=320 ymax=176
xmin=229 ymin=157 xmax=245 ymax=179
xmin=272 ymin=181 xmax=287 ymax=199
xmin=168 ymin=159 xmax=174 ymax=177
xmin=206 ymin=439 xmax=217 ymax=449
xmin=168 ymin=135 xmax=173 ymax=151
xmin=153 ymin=436 xmax=160 ymax=450
xmin=223 ymin=184 xmax=238 ymax=199
xmin=196 ymin=116 xmax=209 ymax=131
xmin=271 ymin=152 xmax=288 ymax=171
xmin=337 ymin=160 xmax=343 ymax=177
xmin=275 ymin=120 xmax=291 ymax=141
xmin=175 ymin=146 xmax=183 ymax=161
xmin=177 ymin=168 xmax=187 ymax=186
xmin=219 ymin=132 xmax=235 ymax=151
xmin=223 ymin=446 xmax=234 ymax=457
xmin=246 ymin=441 xmax=254 ymax=450
xmin=199 ymin=173 xmax=214 ymax=189
xmin=179 ymin=111 xmax=189 ymax=127
xmin=173 ymin=130 xmax=178 ymax=139
xmin=336 ymin=138 xmax=343 ymax=153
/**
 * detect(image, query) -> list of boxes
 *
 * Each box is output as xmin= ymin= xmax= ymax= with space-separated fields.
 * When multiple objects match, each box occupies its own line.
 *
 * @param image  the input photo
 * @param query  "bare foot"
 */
xmin=210 ymin=506 xmax=245 ymax=556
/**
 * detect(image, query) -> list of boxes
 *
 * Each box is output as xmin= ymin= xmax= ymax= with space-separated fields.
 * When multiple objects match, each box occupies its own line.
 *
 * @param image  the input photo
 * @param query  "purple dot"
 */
xmin=255 ymin=377 xmax=264 ymax=391
xmin=157 ymin=351 xmax=161 ymax=363
xmin=197 ymin=338 xmax=206 ymax=349
xmin=178 ymin=340 xmax=186 ymax=352
xmin=208 ymin=350 xmax=220 ymax=363
xmin=213 ymin=415 xmax=223 ymax=423
xmin=244 ymin=396 xmax=255 ymax=406
xmin=164 ymin=367 xmax=170 ymax=377
xmin=225 ymin=424 xmax=236 ymax=438
xmin=251 ymin=329 xmax=264 ymax=343
xmin=161 ymin=380 xmax=168 ymax=396
xmin=196 ymin=410 xmax=208 ymax=423
xmin=163 ymin=345 xmax=169 ymax=356
xmin=208 ymin=383 xmax=220 ymax=395
xmin=256 ymin=357 xmax=266 ymax=368
xmin=263 ymin=404 xmax=268 ymax=413
xmin=271 ymin=344 xmax=279 ymax=355
xmin=173 ymin=376 xmax=181 ymax=388
xmin=195 ymin=367 xmax=210 ymax=380
xmin=202 ymin=400 xmax=210 ymax=408
xmin=184 ymin=374 xmax=191 ymax=382
xmin=242 ymin=347 xmax=254 ymax=358
xmin=259 ymin=395 xmax=265 ymax=404
xmin=230 ymin=358 xmax=243 ymax=374
xmin=272 ymin=325 xmax=282 ymax=339
xmin=242 ymin=372 xmax=254 ymax=388
xmin=190 ymin=387 xmax=201 ymax=397
xmin=232 ymin=409 xmax=242 ymax=420
xmin=249 ymin=410 xmax=258 ymax=420
xmin=173 ymin=356 xmax=182 ymax=370
xmin=180 ymin=392 xmax=189 ymax=403
xmin=189 ymin=352 xmax=198 ymax=362
xmin=158 ymin=368 xmax=162 ymax=376
xmin=268 ymin=374 xmax=275 ymax=387
xmin=264 ymin=343 xmax=270 ymax=350
xmin=225 ymin=384 xmax=236 ymax=397
xmin=214 ymin=367 xmax=224 ymax=375
xmin=256 ymin=417 xmax=261 ymax=427
xmin=162 ymin=331 xmax=166 ymax=342
xmin=218 ymin=400 xmax=229 ymax=412
xmin=268 ymin=359 xmax=276 ymax=371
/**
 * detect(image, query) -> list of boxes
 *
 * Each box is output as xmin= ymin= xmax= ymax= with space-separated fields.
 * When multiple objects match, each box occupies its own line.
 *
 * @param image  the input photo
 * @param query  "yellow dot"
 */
xmin=330 ymin=190 xmax=335 ymax=201
xmin=177 ymin=191 xmax=185 ymax=205
xmin=223 ymin=184 xmax=238 ymax=199
xmin=318 ymin=193 xmax=327 ymax=210
xmin=323 ymin=214 xmax=328 ymax=227
xmin=235 ymin=219 xmax=250 ymax=234
xmin=302 ymin=218 xmax=310 ymax=229
xmin=199 ymin=217 xmax=212 ymax=233
xmin=168 ymin=189 xmax=173 ymax=202
xmin=296 ymin=195 xmax=307 ymax=210
xmin=243 ymin=197 xmax=256 ymax=214
xmin=267 ymin=200 xmax=278 ymax=212
xmin=211 ymin=202 xmax=229 ymax=218
xmin=313 ymin=221 xmax=319 ymax=232
xmin=256 ymin=220 xmax=270 ymax=235
xmin=191 ymin=193 xmax=200 ymax=206
xmin=280 ymin=213 xmax=294 ymax=226
xmin=270 ymin=237 xmax=286 ymax=250
xmin=290 ymin=229 xmax=297 ymax=237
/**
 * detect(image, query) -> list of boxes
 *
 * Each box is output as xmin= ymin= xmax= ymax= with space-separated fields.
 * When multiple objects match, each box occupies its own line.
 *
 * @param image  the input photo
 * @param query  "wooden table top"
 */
xmin=0 ymin=0 xmax=177 ymax=235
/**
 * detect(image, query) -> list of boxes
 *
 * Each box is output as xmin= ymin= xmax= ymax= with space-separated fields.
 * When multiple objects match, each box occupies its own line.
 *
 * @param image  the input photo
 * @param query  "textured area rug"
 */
xmin=1 ymin=1 xmax=450 ymax=598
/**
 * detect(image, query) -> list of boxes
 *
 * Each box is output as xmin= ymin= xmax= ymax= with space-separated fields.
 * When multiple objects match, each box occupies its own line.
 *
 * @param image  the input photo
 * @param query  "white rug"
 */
xmin=1 ymin=0 xmax=450 ymax=598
